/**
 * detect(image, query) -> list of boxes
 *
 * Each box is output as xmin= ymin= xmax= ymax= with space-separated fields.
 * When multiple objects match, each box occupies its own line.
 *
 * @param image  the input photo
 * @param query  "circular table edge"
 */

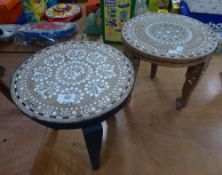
xmin=10 ymin=41 xmax=135 ymax=129
xmin=122 ymin=35 xmax=218 ymax=67
xmin=121 ymin=13 xmax=219 ymax=67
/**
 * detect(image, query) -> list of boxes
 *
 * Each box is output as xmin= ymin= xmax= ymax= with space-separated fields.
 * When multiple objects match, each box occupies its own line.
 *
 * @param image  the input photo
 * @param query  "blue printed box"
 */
xmin=180 ymin=1 xmax=222 ymax=32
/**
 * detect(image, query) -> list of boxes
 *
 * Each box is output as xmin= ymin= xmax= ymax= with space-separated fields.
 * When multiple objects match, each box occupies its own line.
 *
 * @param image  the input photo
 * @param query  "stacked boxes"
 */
xmin=0 ymin=0 xmax=23 ymax=24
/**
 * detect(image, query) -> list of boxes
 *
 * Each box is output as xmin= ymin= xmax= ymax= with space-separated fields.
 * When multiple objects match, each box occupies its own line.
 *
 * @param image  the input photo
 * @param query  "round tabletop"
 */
xmin=122 ymin=13 xmax=218 ymax=66
xmin=11 ymin=41 xmax=134 ymax=128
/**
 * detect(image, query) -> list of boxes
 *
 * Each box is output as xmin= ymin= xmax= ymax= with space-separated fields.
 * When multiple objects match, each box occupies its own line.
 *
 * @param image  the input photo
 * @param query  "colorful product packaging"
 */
xmin=147 ymin=0 xmax=170 ymax=12
xmin=22 ymin=0 xmax=47 ymax=22
xmin=184 ymin=0 xmax=222 ymax=15
xmin=101 ymin=0 xmax=136 ymax=43
xmin=180 ymin=1 xmax=222 ymax=53
xmin=180 ymin=1 xmax=222 ymax=32
xmin=15 ymin=22 xmax=79 ymax=46
xmin=45 ymin=3 xmax=82 ymax=22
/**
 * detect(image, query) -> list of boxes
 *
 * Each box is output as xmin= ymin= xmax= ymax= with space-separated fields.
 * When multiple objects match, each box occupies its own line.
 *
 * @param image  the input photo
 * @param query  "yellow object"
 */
xmin=57 ymin=3 xmax=66 ymax=9
xmin=52 ymin=3 xmax=75 ymax=16
xmin=172 ymin=1 xmax=180 ymax=13
xmin=148 ymin=0 xmax=169 ymax=12
xmin=104 ymin=0 xmax=131 ymax=42
xmin=22 ymin=0 xmax=47 ymax=22
xmin=157 ymin=9 xmax=168 ymax=13
xmin=33 ymin=1 xmax=46 ymax=21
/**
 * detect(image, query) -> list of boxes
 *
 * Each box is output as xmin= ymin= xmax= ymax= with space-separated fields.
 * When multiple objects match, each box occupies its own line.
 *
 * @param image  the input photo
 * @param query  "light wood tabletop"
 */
xmin=122 ymin=13 xmax=219 ymax=110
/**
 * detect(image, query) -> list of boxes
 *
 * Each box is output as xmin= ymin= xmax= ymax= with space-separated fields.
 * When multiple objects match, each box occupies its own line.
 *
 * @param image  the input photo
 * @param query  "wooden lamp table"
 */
xmin=9 ymin=41 xmax=135 ymax=170
xmin=122 ymin=13 xmax=218 ymax=110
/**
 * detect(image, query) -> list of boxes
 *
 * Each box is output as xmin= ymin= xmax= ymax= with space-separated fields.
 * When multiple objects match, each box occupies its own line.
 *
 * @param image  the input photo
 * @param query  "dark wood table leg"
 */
xmin=123 ymin=48 xmax=140 ymax=104
xmin=176 ymin=60 xmax=210 ymax=110
xmin=127 ymin=55 xmax=140 ymax=104
xmin=82 ymin=123 xmax=103 ymax=170
xmin=0 ymin=65 xmax=4 ymax=78
xmin=150 ymin=63 xmax=158 ymax=79
xmin=123 ymin=48 xmax=140 ymax=76
xmin=0 ymin=65 xmax=12 ymax=102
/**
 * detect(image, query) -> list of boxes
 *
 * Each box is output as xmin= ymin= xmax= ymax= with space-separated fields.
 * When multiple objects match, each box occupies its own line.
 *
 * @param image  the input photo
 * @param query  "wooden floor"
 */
xmin=0 ymin=52 xmax=222 ymax=175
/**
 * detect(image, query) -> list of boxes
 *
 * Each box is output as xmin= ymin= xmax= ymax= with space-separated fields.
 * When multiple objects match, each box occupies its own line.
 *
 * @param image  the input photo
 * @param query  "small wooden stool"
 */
xmin=122 ymin=13 xmax=218 ymax=110
xmin=9 ymin=41 xmax=135 ymax=170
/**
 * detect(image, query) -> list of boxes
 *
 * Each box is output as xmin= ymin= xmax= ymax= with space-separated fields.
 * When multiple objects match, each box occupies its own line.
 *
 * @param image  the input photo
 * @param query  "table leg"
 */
xmin=150 ymin=63 xmax=158 ymax=79
xmin=0 ymin=65 xmax=5 ymax=78
xmin=176 ymin=60 xmax=210 ymax=110
xmin=0 ymin=66 xmax=12 ymax=102
xmin=123 ymin=48 xmax=140 ymax=104
xmin=82 ymin=123 xmax=103 ymax=170
xmin=126 ymin=55 xmax=140 ymax=104
xmin=123 ymin=48 xmax=140 ymax=77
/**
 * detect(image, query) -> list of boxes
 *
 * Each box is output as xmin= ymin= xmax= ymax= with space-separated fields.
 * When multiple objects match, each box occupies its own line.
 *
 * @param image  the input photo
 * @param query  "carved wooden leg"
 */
xmin=176 ymin=61 xmax=210 ymax=110
xmin=123 ymin=48 xmax=140 ymax=104
xmin=0 ymin=66 xmax=12 ymax=102
xmin=82 ymin=123 xmax=103 ymax=170
xmin=150 ymin=63 xmax=158 ymax=79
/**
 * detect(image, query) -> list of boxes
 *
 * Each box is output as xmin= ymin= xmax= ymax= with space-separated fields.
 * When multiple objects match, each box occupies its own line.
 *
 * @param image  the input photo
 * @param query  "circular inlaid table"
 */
xmin=10 ymin=41 xmax=134 ymax=170
xmin=122 ymin=13 xmax=218 ymax=110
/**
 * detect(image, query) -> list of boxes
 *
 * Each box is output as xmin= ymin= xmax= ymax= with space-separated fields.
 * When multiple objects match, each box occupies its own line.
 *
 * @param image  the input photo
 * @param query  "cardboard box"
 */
xmin=0 ymin=0 xmax=23 ymax=24
xmin=180 ymin=1 xmax=222 ymax=32
xmin=184 ymin=0 xmax=222 ymax=15
xmin=101 ymin=0 xmax=136 ymax=43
